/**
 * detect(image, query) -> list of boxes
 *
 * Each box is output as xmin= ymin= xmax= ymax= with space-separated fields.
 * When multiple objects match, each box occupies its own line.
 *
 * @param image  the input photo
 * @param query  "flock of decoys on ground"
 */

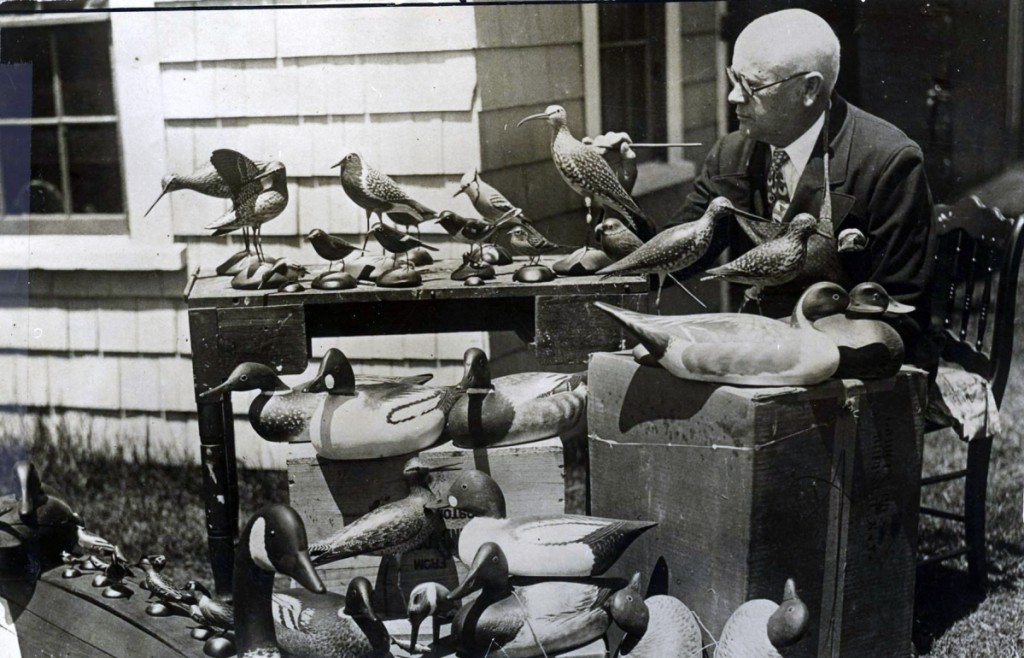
xmin=0 ymin=459 xmax=810 ymax=658
xmin=146 ymin=103 xmax=859 ymax=304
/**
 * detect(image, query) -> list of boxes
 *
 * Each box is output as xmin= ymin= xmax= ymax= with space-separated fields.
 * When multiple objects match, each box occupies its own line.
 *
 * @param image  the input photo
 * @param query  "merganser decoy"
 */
xmin=596 ymin=216 xmax=644 ymax=261
xmin=203 ymin=352 xmax=464 ymax=459
xmin=308 ymin=457 xmax=458 ymax=567
xmin=445 ymin=348 xmax=588 ymax=449
xmin=271 ymin=577 xmax=389 ymax=658
xmin=405 ymin=581 xmax=458 ymax=651
xmin=433 ymin=469 xmax=655 ymax=577
xmin=812 ymin=281 xmax=914 ymax=379
xmin=446 ymin=542 xmax=619 ymax=658
xmin=715 ymin=578 xmax=810 ymax=658
xmin=232 ymin=504 xmax=326 ymax=658
xmin=594 ymin=282 xmax=849 ymax=386
xmin=205 ymin=150 xmax=289 ymax=263
xmin=598 ymin=197 xmax=766 ymax=310
xmin=609 ymin=573 xmax=703 ymax=658
xmin=0 ymin=461 xmax=84 ymax=575
xmin=701 ymin=213 xmax=833 ymax=311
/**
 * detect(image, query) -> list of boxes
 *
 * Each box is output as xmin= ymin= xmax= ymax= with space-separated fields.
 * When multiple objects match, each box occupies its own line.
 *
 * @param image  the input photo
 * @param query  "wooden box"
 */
xmin=384 ymin=619 xmax=607 ymax=658
xmin=287 ymin=437 xmax=582 ymax=617
xmin=587 ymin=352 xmax=926 ymax=658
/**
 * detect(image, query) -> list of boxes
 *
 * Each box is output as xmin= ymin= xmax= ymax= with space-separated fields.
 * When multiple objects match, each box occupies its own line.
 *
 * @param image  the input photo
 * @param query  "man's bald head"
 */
xmin=734 ymin=9 xmax=840 ymax=97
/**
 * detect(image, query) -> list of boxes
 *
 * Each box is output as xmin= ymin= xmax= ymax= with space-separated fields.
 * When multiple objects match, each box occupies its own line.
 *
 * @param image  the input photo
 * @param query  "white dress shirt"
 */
xmin=770 ymin=111 xmax=826 ymax=195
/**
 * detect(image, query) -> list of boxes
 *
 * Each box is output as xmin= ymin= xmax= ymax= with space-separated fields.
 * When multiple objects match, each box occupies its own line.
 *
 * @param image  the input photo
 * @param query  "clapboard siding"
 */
xmin=474 ymin=4 xmax=581 ymax=49
xmin=475 ymin=45 xmax=584 ymax=111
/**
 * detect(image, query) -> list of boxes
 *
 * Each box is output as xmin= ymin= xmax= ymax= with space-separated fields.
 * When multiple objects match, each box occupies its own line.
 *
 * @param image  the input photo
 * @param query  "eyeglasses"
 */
xmin=727 ymin=67 xmax=812 ymax=99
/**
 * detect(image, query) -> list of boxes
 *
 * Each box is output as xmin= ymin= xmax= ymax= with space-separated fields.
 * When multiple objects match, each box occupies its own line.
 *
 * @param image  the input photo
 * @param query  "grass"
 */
xmin=1 ymin=342 xmax=1022 ymax=655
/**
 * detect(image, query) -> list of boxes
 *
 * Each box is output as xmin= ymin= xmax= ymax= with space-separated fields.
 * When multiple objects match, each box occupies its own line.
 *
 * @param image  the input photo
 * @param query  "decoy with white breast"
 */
xmin=609 ymin=573 xmax=704 ymax=658
xmin=715 ymin=578 xmax=810 ymax=658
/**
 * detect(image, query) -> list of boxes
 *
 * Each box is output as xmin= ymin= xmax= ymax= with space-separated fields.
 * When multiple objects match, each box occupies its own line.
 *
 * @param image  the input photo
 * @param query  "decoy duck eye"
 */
xmin=832 ymin=294 xmax=840 ymax=301
xmin=240 ymin=375 xmax=249 ymax=382
xmin=461 ymin=484 xmax=468 ymax=490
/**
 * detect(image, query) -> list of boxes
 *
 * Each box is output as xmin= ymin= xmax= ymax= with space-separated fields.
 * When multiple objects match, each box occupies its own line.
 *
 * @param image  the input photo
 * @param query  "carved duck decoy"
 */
xmin=405 ymin=581 xmax=458 ymax=651
xmin=445 ymin=348 xmax=588 ymax=449
xmin=308 ymin=457 xmax=457 ymax=567
xmin=446 ymin=542 xmax=619 ymax=658
xmin=715 ymin=579 xmax=810 ymax=658
xmin=271 ymin=576 xmax=390 ymax=658
xmin=609 ymin=573 xmax=703 ymax=658
xmin=0 ymin=461 xmax=84 ymax=576
xmin=203 ymin=351 xmax=465 ymax=460
xmin=296 ymin=347 xmax=433 ymax=394
xmin=433 ymin=469 xmax=655 ymax=577
xmin=812 ymin=281 xmax=914 ymax=379
xmin=594 ymin=282 xmax=850 ymax=386
xmin=184 ymin=580 xmax=235 ymax=634
xmin=138 ymin=554 xmax=190 ymax=607
xmin=232 ymin=504 xmax=327 ymax=658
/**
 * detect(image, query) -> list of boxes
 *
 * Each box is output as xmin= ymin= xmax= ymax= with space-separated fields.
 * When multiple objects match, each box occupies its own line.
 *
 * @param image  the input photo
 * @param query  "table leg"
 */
xmin=222 ymin=395 xmax=240 ymax=535
xmin=197 ymin=396 xmax=236 ymax=597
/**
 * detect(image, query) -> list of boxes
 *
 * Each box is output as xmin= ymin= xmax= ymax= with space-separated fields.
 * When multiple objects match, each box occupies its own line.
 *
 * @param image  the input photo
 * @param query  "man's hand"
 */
xmin=583 ymin=132 xmax=638 ymax=194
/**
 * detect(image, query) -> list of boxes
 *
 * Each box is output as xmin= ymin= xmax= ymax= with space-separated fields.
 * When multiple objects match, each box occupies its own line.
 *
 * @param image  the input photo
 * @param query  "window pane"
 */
xmin=57 ymin=22 xmax=116 ymax=116
xmin=66 ymin=124 xmax=123 ymax=213
xmin=0 ymin=26 xmax=56 ymax=117
xmin=24 ymin=126 xmax=64 ymax=213
xmin=0 ymin=125 xmax=32 ymax=214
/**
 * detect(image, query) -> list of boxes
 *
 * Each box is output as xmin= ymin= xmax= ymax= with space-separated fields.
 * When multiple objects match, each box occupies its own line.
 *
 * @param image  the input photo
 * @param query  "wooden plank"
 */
xmin=534 ymin=292 xmax=647 ymax=364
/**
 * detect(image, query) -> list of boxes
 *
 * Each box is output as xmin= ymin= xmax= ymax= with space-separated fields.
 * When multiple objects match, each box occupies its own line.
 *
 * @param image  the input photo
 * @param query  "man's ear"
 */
xmin=802 ymin=73 xmax=825 ymax=106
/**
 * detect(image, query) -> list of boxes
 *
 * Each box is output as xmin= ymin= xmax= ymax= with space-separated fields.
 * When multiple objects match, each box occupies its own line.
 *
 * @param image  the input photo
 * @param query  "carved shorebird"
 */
xmin=595 ymin=216 xmax=644 ymax=261
xmin=333 ymin=152 xmax=437 ymax=247
xmin=517 ymin=104 xmax=654 ymax=241
xmin=203 ymin=149 xmax=288 ymax=263
xmin=432 ymin=209 xmax=521 ymax=261
xmin=454 ymin=170 xmax=527 ymax=222
xmin=506 ymin=224 xmax=571 ymax=265
xmin=369 ymin=222 xmax=438 ymax=267
xmin=145 ymin=162 xmax=232 ymax=216
xmin=307 ymin=229 xmax=365 ymax=271
xmin=598 ymin=197 xmax=765 ymax=310
xmin=701 ymin=213 xmax=832 ymax=311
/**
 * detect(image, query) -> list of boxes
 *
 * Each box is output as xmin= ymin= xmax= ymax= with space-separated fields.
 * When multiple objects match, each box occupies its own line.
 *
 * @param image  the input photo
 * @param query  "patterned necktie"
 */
xmin=767 ymin=149 xmax=790 ymax=208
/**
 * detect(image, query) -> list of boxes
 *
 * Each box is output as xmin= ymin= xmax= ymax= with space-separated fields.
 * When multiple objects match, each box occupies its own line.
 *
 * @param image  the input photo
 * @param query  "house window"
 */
xmin=597 ymin=3 xmax=668 ymax=164
xmin=0 ymin=16 xmax=126 ymax=233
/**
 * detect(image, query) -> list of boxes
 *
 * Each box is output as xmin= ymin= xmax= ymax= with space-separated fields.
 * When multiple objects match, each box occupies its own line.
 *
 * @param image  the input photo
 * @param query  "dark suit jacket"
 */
xmin=671 ymin=96 xmax=938 ymax=367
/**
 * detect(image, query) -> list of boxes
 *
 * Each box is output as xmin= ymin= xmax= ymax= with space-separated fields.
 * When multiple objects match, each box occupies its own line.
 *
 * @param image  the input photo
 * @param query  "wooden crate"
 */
xmin=587 ymin=352 xmax=926 ymax=658
xmin=288 ymin=437 xmax=582 ymax=617
xmin=384 ymin=618 xmax=608 ymax=657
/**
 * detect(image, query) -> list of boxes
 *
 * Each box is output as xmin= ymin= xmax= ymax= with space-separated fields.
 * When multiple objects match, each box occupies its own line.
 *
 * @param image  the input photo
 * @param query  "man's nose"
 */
xmin=727 ymin=84 xmax=746 ymax=105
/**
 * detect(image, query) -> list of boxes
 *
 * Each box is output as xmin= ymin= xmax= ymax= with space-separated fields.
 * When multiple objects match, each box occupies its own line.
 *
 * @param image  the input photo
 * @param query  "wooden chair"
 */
xmin=918 ymin=195 xmax=1024 ymax=592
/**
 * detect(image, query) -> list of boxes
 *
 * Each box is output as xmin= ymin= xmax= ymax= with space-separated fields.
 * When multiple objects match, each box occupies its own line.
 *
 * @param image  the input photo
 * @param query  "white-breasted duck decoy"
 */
xmin=812 ymin=281 xmax=914 ymax=379
xmin=431 ymin=469 xmax=655 ymax=577
xmin=446 ymin=542 xmax=619 ymax=658
xmin=610 ymin=573 xmax=703 ymax=658
xmin=445 ymin=348 xmax=587 ymax=449
xmin=308 ymin=457 xmax=458 ymax=567
xmin=296 ymin=347 xmax=432 ymax=394
xmin=594 ymin=282 xmax=851 ymax=386
xmin=232 ymin=504 xmax=327 ymax=658
xmin=715 ymin=578 xmax=810 ymax=658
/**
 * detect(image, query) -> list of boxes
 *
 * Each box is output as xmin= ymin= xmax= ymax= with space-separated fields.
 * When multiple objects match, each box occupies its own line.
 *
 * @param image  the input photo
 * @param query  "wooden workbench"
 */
xmin=185 ymin=257 xmax=648 ymax=594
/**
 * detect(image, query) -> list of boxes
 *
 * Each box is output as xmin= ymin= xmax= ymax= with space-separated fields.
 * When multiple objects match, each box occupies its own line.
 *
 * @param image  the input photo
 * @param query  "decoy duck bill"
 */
xmin=846 ymin=302 xmax=885 ymax=314
xmin=424 ymin=498 xmax=450 ymax=510
xmin=517 ymin=111 xmax=550 ymax=127
xmin=289 ymin=551 xmax=326 ymax=594
xmin=199 ymin=382 xmax=229 ymax=397
xmin=884 ymin=299 xmax=915 ymax=314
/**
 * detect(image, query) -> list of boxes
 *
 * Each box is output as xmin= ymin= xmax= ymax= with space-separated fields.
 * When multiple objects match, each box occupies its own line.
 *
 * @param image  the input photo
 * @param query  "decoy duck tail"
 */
xmin=593 ymin=302 xmax=670 ymax=360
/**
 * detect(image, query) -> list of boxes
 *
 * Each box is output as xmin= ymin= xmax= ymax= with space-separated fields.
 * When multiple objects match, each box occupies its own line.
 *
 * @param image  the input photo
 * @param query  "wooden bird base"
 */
xmin=553 ymin=247 xmax=613 ymax=276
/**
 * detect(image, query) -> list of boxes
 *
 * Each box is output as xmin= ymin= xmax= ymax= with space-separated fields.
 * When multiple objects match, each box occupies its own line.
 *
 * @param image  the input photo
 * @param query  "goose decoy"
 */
xmin=405 ymin=581 xmax=458 ymax=651
xmin=701 ymin=213 xmax=833 ymax=311
xmin=517 ymin=104 xmax=654 ymax=241
xmin=271 ymin=576 xmax=389 ymax=658
xmin=433 ymin=469 xmax=655 ymax=577
xmin=203 ymin=352 xmax=465 ymax=460
xmin=231 ymin=504 xmax=326 ymax=658
xmin=369 ymin=222 xmax=438 ymax=268
xmin=308 ymin=457 xmax=458 ymax=568
xmin=715 ymin=578 xmax=810 ymax=658
xmin=454 ymin=169 xmax=528 ymax=222
xmin=0 ymin=461 xmax=84 ymax=576
xmin=595 ymin=216 xmax=644 ymax=261
xmin=598 ymin=197 xmax=766 ymax=310
xmin=445 ymin=347 xmax=587 ymax=449
xmin=812 ymin=281 xmax=914 ymax=379
xmin=297 ymin=347 xmax=433 ymax=394
xmin=609 ymin=573 xmax=703 ymax=658
xmin=446 ymin=542 xmax=619 ymax=658
xmin=204 ymin=149 xmax=289 ymax=263
xmin=594 ymin=282 xmax=849 ymax=386
xmin=333 ymin=152 xmax=437 ymax=246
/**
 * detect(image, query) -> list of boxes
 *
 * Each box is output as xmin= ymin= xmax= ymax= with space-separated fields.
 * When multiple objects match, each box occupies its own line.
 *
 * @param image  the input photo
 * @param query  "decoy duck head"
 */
xmin=610 ymin=573 xmax=650 ymax=637
xmin=447 ymin=542 xmax=510 ymax=600
xmin=344 ymin=576 xmax=378 ymax=621
xmin=767 ymin=578 xmax=810 ymax=649
xmin=792 ymin=282 xmax=849 ymax=326
xmin=789 ymin=213 xmax=834 ymax=240
xmin=302 ymin=348 xmax=356 ymax=395
xmin=184 ymin=580 xmax=211 ymax=602
xmin=202 ymin=362 xmax=290 ymax=397
xmin=331 ymin=152 xmax=361 ymax=170
xmin=439 ymin=469 xmax=506 ymax=518
xmin=458 ymin=347 xmax=493 ymax=392
xmin=242 ymin=504 xmax=325 ymax=594
xmin=407 ymin=582 xmax=454 ymax=649
xmin=454 ymin=170 xmax=479 ymax=197
xmin=517 ymin=104 xmax=567 ymax=128
xmin=848 ymin=282 xmax=915 ymax=316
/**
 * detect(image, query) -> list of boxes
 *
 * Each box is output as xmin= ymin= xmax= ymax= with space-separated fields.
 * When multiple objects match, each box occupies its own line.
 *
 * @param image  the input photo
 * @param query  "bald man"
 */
xmin=666 ymin=9 xmax=937 ymax=368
